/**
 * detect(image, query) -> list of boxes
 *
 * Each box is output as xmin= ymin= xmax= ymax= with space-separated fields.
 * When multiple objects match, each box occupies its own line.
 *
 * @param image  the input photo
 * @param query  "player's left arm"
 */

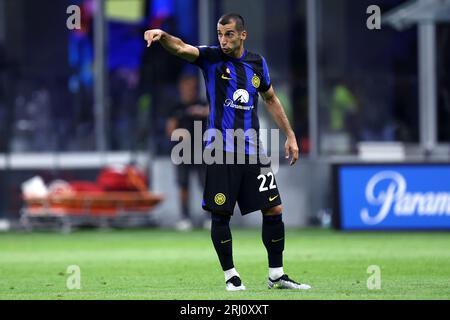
xmin=260 ymin=86 xmax=299 ymax=166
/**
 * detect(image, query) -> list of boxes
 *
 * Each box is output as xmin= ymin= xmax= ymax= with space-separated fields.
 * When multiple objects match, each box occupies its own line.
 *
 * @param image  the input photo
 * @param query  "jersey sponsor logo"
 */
xmin=224 ymin=89 xmax=254 ymax=111
xmin=269 ymin=195 xmax=279 ymax=202
xmin=252 ymin=74 xmax=260 ymax=88
xmin=233 ymin=89 xmax=249 ymax=104
xmin=214 ymin=193 xmax=226 ymax=205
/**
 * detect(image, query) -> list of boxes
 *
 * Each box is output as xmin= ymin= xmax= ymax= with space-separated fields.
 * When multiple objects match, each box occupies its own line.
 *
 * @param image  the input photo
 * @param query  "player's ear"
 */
xmin=240 ymin=30 xmax=247 ymax=41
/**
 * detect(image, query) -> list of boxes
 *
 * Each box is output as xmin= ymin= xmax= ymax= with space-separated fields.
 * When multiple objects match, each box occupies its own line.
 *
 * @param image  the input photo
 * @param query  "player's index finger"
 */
xmin=290 ymin=154 xmax=297 ymax=165
xmin=290 ymin=147 xmax=298 ymax=165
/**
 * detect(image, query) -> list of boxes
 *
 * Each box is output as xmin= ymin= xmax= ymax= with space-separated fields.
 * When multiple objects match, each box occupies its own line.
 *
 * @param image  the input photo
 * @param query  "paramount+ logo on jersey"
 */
xmin=224 ymin=89 xmax=254 ymax=111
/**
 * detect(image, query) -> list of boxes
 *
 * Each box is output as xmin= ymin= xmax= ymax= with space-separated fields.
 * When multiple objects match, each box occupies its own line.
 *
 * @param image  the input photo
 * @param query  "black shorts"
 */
xmin=202 ymin=159 xmax=282 ymax=215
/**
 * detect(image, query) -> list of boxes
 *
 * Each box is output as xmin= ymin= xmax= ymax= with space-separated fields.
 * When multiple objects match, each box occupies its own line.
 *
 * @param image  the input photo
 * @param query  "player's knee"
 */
xmin=211 ymin=211 xmax=231 ymax=225
xmin=262 ymin=205 xmax=283 ymax=216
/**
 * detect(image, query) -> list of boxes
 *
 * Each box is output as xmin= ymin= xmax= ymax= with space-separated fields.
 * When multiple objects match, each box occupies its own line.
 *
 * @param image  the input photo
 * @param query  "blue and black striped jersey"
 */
xmin=192 ymin=46 xmax=271 ymax=155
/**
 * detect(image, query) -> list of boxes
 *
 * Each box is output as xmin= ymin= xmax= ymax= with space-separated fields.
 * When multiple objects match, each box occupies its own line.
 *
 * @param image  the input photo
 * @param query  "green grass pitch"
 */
xmin=0 ymin=228 xmax=449 ymax=300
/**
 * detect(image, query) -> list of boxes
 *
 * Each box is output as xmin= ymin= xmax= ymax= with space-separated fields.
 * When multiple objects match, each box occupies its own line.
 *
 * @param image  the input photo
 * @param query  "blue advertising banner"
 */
xmin=335 ymin=164 xmax=450 ymax=230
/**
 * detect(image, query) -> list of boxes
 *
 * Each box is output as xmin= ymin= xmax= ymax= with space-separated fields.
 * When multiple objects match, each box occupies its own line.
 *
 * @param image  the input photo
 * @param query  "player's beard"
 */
xmin=222 ymin=44 xmax=240 ymax=57
xmin=221 ymin=47 xmax=232 ymax=54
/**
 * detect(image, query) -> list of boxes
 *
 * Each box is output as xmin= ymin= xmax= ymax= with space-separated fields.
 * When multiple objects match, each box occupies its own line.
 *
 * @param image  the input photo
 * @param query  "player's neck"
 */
xmin=229 ymin=46 xmax=245 ymax=59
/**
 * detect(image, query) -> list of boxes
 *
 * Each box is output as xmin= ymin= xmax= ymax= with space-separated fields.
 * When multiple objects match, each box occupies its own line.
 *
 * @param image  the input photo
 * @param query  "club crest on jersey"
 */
xmin=252 ymin=74 xmax=260 ymax=88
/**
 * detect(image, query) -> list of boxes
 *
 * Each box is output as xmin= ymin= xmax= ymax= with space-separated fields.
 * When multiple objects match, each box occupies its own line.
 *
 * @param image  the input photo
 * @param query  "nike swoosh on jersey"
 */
xmin=269 ymin=195 xmax=279 ymax=202
xmin=271 ymin=237 xmax=284 ymax=243
xmin=221 ymin=74 xmax=232 ymax=80
xmin=221 ymin=239 xmax=232 ymax=244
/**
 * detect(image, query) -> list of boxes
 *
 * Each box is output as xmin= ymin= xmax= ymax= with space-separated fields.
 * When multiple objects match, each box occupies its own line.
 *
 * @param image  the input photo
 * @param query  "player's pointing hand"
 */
xmin=144 ymin=29 xmax=163 ymax=48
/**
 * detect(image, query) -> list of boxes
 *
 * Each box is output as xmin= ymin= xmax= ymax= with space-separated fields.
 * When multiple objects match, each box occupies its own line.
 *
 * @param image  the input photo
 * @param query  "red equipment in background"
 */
xmin=21 ymin=164 xmax=164 ymax=231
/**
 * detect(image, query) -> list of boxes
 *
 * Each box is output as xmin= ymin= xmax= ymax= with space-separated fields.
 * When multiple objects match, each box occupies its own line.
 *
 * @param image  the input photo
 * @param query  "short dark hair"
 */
xmin=218 ymin=13 xmax=245 ymax=32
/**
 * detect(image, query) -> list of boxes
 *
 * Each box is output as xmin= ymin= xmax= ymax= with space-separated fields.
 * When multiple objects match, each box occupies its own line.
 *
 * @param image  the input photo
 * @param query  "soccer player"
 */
xmin=144 ymin=13 xmax=311 ymax=291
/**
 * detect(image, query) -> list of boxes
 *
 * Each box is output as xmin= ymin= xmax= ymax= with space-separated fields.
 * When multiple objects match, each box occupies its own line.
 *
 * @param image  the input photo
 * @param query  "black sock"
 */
xmin=211 ymin=213 xmax=234 ymax=271
xmin=262 ymin=214 xmax=284 ymax=268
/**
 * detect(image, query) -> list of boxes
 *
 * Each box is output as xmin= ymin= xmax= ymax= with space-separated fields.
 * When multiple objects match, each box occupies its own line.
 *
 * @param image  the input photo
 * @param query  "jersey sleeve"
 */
xmin=258 ymin=56 xmax=272 ymax=93
xmin=191 ymin=46 xmax=219 ymax=70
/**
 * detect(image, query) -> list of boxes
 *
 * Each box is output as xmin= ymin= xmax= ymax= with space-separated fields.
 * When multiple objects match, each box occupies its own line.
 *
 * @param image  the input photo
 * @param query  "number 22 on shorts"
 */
xmin=257 ymin=173 xmax=277 ymax=192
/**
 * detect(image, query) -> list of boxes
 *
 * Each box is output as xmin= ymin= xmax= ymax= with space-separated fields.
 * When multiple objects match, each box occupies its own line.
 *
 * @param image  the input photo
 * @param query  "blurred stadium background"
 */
xmin=0 ymin=0 xmax=449 ymax=300
xmin=0 ymin=0 xmax=449 ymax=230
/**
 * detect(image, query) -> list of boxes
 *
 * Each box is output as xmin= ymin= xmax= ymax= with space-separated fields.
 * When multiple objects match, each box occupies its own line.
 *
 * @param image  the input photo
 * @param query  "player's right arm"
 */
xmin=144 ymin=29 xmax=199 ymax=63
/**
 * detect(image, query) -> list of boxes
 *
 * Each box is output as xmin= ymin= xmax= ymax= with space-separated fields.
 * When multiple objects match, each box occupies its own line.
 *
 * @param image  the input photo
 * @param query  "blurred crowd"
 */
xmin=0 ymin=0 xmax=449 ymax=157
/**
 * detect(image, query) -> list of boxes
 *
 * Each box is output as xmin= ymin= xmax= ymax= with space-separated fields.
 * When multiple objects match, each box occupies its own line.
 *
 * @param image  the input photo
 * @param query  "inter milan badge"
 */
xmin=214 ymin=193 xmax=226 ymax=206
xmin=252 ymin=74 xmax=260 ymax=89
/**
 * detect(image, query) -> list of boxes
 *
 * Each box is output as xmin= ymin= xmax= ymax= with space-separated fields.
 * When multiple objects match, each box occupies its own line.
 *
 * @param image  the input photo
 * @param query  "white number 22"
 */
xmin=257 ymin=173 xmax=277 ymax=192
